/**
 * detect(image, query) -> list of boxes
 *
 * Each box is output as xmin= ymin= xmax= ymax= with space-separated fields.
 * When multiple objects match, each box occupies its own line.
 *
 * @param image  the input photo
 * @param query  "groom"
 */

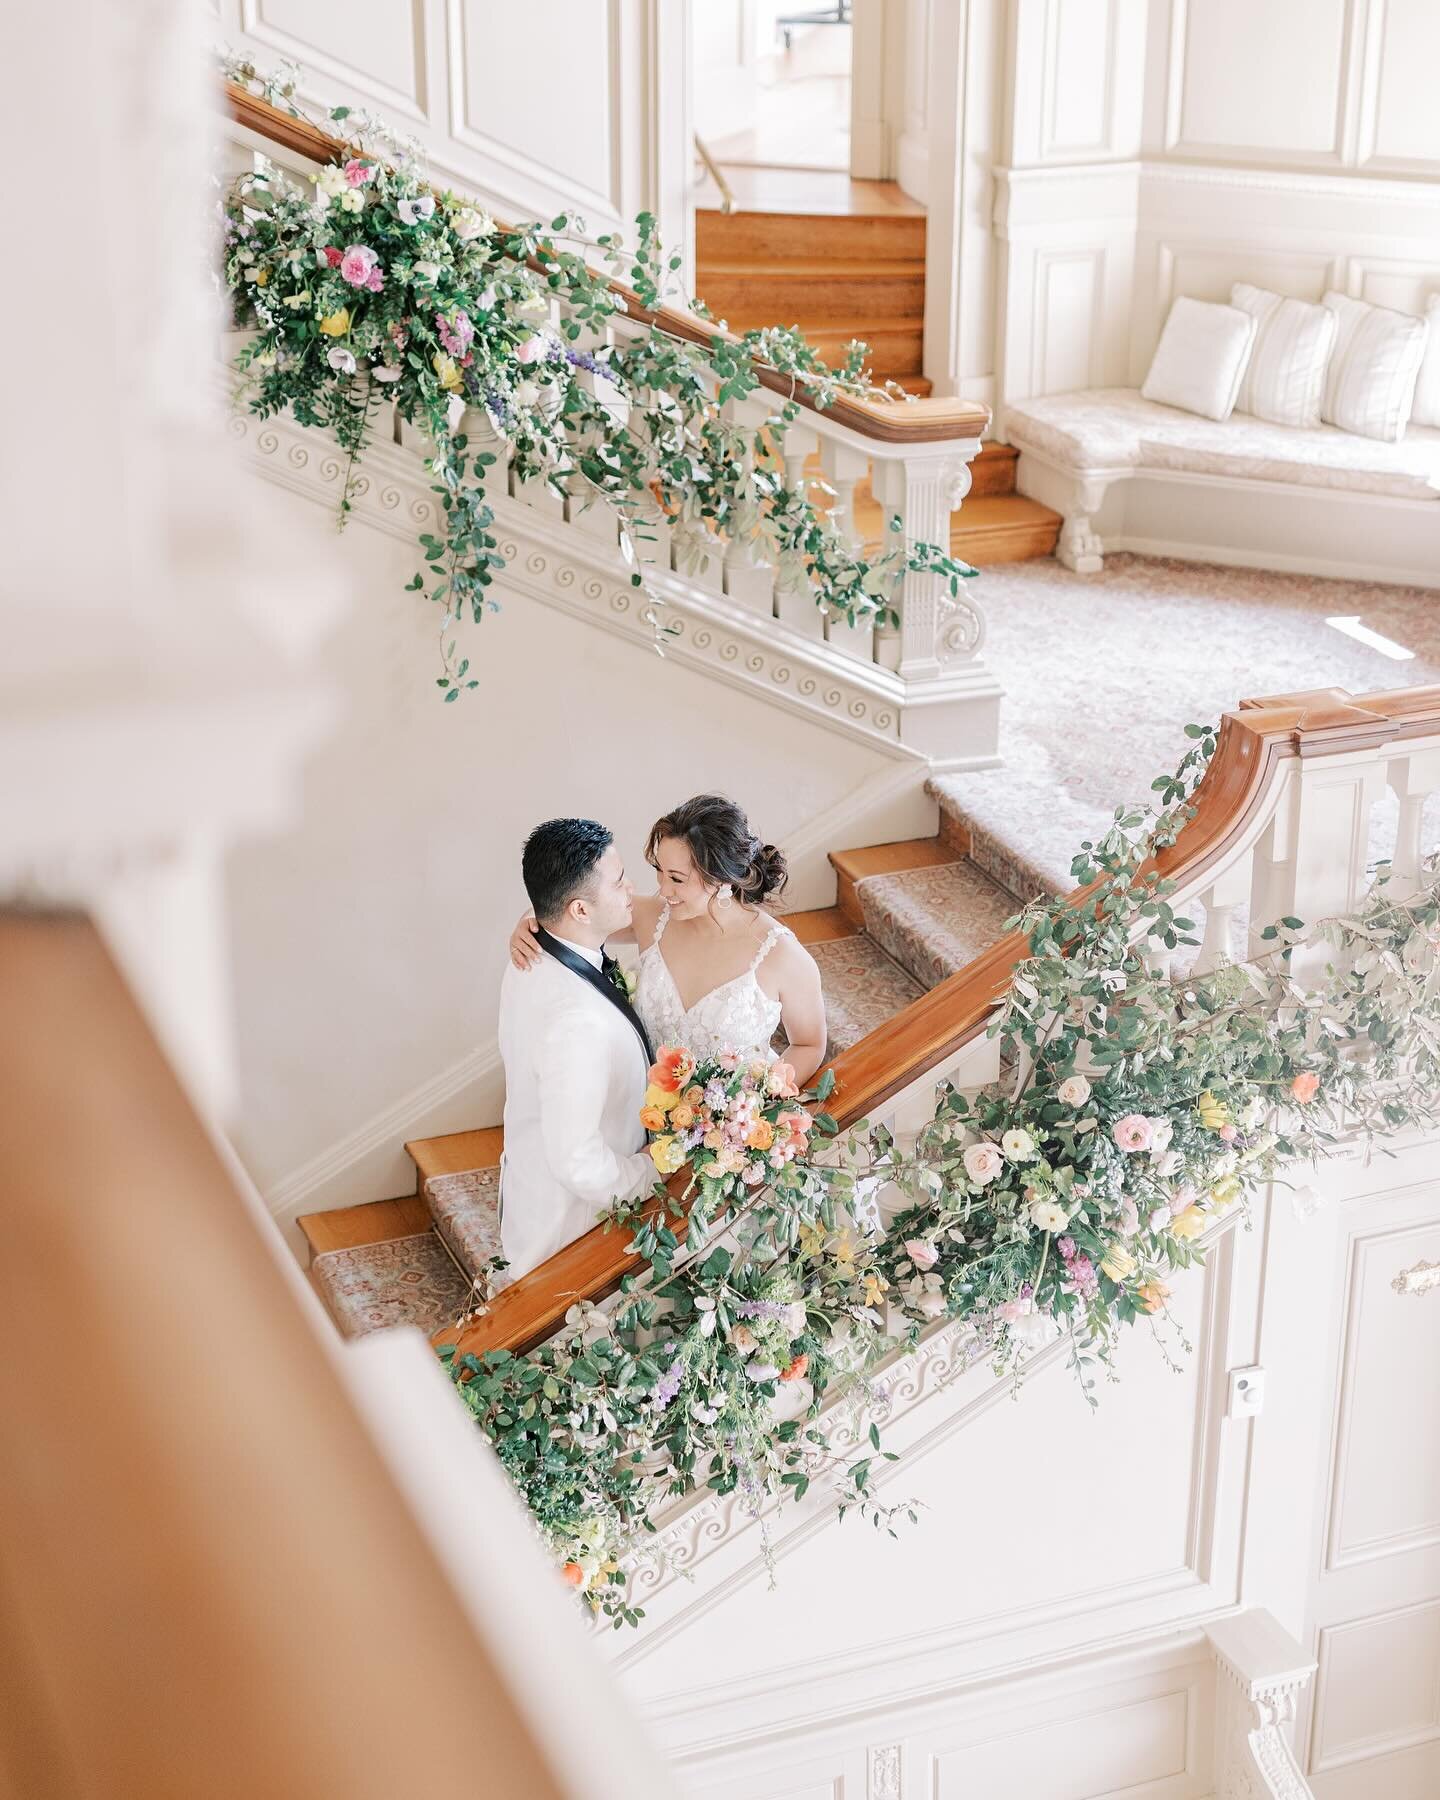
xmin=497 ymin=817 xmax=657 ymax=1282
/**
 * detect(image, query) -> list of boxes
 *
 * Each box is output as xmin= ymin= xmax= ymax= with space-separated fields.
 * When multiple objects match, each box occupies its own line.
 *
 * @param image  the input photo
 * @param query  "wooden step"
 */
xmin=797 ymin=320 xmax=924 ymax=376
xmin=297 ymin=1193 xmax=433 ymax=1263
xmin=782 ymin=904 xmax=857 ymax=945
xmin=404 ymin=1125 xmax=504 ymax=1188
xmin=968 ymin=442 xmax=1019 ymax=498
xmin=950 ymin=494 xmax=1061 ymax=565
xmin=696 ymin=210 xmax=925 ymax=265
xmin=828 ymin=836 xmax=960 ymax=931
xmin=697 ymin=265 xmax=924 ymax=330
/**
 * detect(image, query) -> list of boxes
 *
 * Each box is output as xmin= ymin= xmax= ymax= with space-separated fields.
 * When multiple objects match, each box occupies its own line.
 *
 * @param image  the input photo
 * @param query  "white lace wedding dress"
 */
xmin=634 ymin=906 xmax=789 ymax=1064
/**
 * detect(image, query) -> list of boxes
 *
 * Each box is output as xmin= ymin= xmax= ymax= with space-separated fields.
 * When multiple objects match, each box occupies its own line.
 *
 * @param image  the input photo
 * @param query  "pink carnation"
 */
xmin=343 ymin=158 xmax=374 ymax=188
xmin=339 ymin=245 xmax=382 ymax=288
xmin=1112 ymin=1113 xmax=1154 ymax=1154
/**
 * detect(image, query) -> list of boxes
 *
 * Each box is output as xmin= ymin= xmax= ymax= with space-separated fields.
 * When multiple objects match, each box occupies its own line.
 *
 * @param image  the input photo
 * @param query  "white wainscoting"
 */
xmin=218 ymin=0 xmax=692 ymax=272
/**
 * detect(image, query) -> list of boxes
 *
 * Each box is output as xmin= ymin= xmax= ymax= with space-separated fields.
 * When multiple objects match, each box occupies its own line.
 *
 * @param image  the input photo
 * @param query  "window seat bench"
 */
xmin=1002 ymin=387 xmax=1440 ymax=588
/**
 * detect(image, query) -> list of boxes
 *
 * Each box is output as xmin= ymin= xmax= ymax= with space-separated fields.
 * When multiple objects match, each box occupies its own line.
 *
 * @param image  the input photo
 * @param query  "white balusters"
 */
xmin=818 ymin=438 xmax=875 ymax=667
xmin=1386 ymin=744 xmax=1440 ymax=896
xmin=718 ymin=395 xmax=776 ymax=615
xmin=1192 ymin=851 xmax=1253 ymax=976
xmin=772 ymin=418 xmax=825 ymax=642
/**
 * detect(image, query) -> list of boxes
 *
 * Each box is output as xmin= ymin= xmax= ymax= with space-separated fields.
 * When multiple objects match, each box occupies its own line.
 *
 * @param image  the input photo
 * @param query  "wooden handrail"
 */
xmin=0 ymin=914 xmax=674 ymax=1798
xmin=223 ymin=83 xmax=991 ymax=446
xmin=437 ymin=682 xmax=1440 ymax=1360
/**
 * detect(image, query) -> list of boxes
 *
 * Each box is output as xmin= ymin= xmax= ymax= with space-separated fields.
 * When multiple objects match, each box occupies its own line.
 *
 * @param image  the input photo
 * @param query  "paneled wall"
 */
xmin=217 ymin=0 xmax=692 ymax=274
xmin=986 ymin=0 xmax=1440 ymax=408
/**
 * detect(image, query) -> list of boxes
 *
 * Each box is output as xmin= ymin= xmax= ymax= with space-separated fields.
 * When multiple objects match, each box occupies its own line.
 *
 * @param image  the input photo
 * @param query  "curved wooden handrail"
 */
xmin=436 ymin=682 xmax=1440 ymax=1360
xmin=222 ymin=84 xmax=990 ymax=446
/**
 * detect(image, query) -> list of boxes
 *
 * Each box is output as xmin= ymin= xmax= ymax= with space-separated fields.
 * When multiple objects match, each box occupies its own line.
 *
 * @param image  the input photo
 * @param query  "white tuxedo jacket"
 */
xmin=497 ymin=950 xmax=655 ymax=1282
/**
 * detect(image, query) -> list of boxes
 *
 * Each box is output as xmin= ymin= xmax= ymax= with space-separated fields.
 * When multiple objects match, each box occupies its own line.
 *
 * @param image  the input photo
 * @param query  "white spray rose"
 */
xmin=1057 ymin=1074 xmax=1091 ymax=1106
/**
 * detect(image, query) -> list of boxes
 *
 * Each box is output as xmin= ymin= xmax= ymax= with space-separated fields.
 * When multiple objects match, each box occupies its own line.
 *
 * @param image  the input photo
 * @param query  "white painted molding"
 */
xmin=1206 ymin=1609 xmax=1318 ymax=1799
xmin=226 ymin=398 xmax=1003 ymax=771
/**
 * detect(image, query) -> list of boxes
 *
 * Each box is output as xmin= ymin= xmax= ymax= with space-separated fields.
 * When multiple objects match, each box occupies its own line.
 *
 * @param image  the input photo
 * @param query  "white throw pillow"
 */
xmin=1140 ymin=297 xmax=1256 ymax=422
xmin=1230 ymin=283 xmax=1337 ymax=428
xmin=1321 ymin=291 xmax=1430 ymax=441
xmin=1410 ymin=294 xmax=1440 ymax=430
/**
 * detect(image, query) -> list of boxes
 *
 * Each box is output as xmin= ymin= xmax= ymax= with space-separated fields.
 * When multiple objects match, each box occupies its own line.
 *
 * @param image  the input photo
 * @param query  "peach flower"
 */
xmin=745 ymin=1120 xmax=775 ymax=1152
xmin=559 ymin=1561 xmax=586 ymax=1588
xmin=1290 ymin=1071 xmax=1320 ymax=1104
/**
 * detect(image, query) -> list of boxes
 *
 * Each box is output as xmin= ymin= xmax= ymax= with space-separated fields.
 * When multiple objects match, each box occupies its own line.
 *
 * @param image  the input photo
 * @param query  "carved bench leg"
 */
xmin=1055 ymin=476 xmax=1109 ymax=575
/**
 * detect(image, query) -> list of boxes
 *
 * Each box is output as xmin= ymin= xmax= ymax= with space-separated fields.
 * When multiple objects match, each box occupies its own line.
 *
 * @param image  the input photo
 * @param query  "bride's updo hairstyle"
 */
xmin=646 ymin=795 xmax=788 ymax=910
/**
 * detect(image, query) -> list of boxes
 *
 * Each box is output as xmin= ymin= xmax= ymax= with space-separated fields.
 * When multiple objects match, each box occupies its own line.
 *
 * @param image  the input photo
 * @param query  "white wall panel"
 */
xmin=1324 ymin=1219 xmax=1440 ymax=1571
xmin=1035 ymin=248 xmax=1103 ymax=394
xmin=1351 ymin=258 xmax=1440 ymax=316
xmin=1166 ymin=0 xmax=1353 ymax=163
xmin=1312 ymin=1601 xmax=1440 ymax=1773
xmin=1362 ymin=0 xmax=1440 ymax=170
xmin=1041 ymin=0 xmax=1116 ymax=160
xmin=239 ymin=0 xmax=428 ymax=118
xmin=448 ymin=0 xmax=618 ymax=218
xmin=931 ymin=1688 xmax=1196 ymax=1800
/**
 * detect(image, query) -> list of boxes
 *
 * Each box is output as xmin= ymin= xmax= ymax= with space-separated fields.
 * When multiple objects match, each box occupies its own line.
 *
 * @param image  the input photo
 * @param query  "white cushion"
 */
xmin=1140 ymin=297 xmax=1256 ymax=422
xmin=1411 ymin=294 xmax=1440 ymax=430
xmin=1321 ymin=291 xmax=1429 ymax=442
xmin=1230 ymin=284 xmax=1337 ymax=428
xmin=1003 ymin=387 xmax=1440 ymax=501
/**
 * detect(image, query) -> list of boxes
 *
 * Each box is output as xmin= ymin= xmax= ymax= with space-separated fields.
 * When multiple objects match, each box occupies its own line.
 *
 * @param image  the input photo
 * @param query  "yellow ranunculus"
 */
xmin=648 ymin=1135 xmax=686 ymax=1175
xmin=1170 ymin=1204 xmax=1206 ymax=1240
xmin=253 ymin=268 xmax=270 ymax=286
xmin=1099 ymin=1244 xmax=1137 ymax=1282
xmin=643 ymin=1082 xmax=679 ymax=1113
xmin=1196 ymin=1090 xmax=1230 ymax=1131
xmin=432 ymin=351 xmax=464 ymax=392
xmin=318 ymin=308 xmax=351 ymax=336
xmin=1209 ymin=1172 xmax=1243 ymax=1209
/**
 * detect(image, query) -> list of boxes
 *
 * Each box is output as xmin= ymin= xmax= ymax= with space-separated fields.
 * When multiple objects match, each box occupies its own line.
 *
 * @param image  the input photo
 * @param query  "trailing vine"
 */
xmin=220 ymin=56 xmax=977 ymax=699
xmin=440 ymin=724 xmax=1440 ymax=1622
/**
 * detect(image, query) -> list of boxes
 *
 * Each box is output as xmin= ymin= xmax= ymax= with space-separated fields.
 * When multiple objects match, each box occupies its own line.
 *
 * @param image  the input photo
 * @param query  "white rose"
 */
xmin=1029 ymin=1199 xmax=1068 ymax=1232
xmin=1147 ymin=1206 xmax=1170 ymax=1234
xmin=1150 ymin=1118 xmax=1174 ymax=1154
xmin=413 ymin=260 xmax=441 ymax=285
xmin=1002 ymin=1127 xmax=1037 ymax=1163
xmin=452 ymin=206 xmax=494 ymax=241
xmin=963 ymin=1142 xmax=1004 ymax=1186
xmin=1010 ymin=1309 xmax=1053 ymax=1349
xmin=1155 ymin=1148 xmax=1184 ymax=1179
xmin=1057 ymin=1074 xmax=1091 ymax=1106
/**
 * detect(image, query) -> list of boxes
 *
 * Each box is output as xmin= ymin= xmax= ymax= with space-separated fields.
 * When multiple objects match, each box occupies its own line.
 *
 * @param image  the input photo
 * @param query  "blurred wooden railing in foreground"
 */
xmin=0 ymin=914 xmax=672 ymax=1800
xmin=439 ymin=683 xmax=1440 ymax=1360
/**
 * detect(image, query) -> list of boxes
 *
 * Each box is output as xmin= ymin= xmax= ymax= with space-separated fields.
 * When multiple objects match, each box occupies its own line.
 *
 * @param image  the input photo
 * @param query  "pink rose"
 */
xmin=339 ymin=245 xmax=382 ymax=288
xmin=343 ymin=158 xmax=374 ymax=187
xmin=904 ymin=1239 xmax=939 ymax=1271
xmin=766 ymin=1061 xmax=799 ymax=1098
xmin=963 ymin=1142 xmax=1004 ymax=1186
xmin=996 ymin=1297 xmax=1032 ymax=1325
xmin=515 ymin=332 xmax=550 ymax=366
xmin=1112 ymin=1113 xmax=1153 ymax=1154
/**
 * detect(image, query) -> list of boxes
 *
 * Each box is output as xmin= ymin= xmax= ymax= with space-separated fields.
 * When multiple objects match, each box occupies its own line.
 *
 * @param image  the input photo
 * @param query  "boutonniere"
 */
xmin=610 ymin=963 xmax=638 ymax=1003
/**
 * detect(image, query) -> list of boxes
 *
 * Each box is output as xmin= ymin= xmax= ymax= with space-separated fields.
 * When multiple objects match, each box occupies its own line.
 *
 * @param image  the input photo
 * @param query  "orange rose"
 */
xmin=745 ymin=1120 xmax=775 ymax=1151
xmin=639 ymin=1105 xmax=666 ymax=1131
xmin=682 ymin=1085 xmax=704 ymax=1105
xmin=780 ymin=1353 xmax=809 ymax=1383
xmin=559 ymin=1561 xmax=585 ymax=1587
xmin=1290 ymin=1071 xmax=1320 ymax=1104
xmin=671 ymin=1104 xmax=695 ymax=1129
xmin=1137 ymin=1279 xmax=1170 ymax=1314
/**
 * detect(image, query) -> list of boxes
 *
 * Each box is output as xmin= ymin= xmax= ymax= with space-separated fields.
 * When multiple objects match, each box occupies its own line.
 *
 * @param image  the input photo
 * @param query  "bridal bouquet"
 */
xmin=640 ymin=1045 xmax=818 ymax=1216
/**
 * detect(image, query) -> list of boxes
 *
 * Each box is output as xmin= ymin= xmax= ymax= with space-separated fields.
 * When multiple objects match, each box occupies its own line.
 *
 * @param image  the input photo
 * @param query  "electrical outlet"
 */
xmin=1228 ymin=1365 xmax=1266 ymax=1419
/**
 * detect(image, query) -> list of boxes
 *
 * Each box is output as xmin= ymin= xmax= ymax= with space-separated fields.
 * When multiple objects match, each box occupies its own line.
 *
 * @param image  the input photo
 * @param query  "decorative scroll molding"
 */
xmin=224 ymin=394 xmax=995 ymax=766
xmin=1392 ymin=1256 xmax=1440 ymax=1297
xmin=868 ymin=1741 xmax=902 ymax=1800
xmin=1207 ymin=1611 xmax=1318 ymax=1800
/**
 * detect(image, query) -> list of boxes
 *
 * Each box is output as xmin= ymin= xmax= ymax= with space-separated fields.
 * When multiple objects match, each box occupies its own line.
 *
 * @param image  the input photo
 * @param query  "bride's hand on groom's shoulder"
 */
xmin=509 ymin=911 xmax=543 ymax=970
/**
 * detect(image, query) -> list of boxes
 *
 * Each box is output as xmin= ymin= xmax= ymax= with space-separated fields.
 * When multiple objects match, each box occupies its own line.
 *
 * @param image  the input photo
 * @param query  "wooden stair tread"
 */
xmin=693 ymin=169 xmax=926 ymax=217
xmin=782 ymin=905 xmax=857 ymax=945
xmin=405 ymin=1125 xmax=504 ymax=1183
xmin=951 ymin=494 xmax=1059 ymax=528
xmin=298 ymin=1193 xmax=433 ymax=1260
xmin=698 ymin=258 xmax=924 ymax=277
xmin=830 ymin=837 xmax=959 ymax=883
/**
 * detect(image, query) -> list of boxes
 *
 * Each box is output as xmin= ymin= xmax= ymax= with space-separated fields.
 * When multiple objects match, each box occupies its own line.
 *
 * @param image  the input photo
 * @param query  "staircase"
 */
xmin=696 ymin=189 xmax=1061 ymax=567
xmin=302 ymin=780 xmax=1064 ymax=1342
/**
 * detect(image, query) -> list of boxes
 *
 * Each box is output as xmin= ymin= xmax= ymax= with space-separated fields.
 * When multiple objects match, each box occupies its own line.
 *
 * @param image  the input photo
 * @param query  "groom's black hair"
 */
xmin=523 ymin=817 xmax=614 ymax=924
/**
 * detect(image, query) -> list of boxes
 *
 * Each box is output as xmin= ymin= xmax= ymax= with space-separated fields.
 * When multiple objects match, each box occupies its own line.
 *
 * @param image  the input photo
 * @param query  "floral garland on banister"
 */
xmin=220 ymin=56 xmax=976 ymax=700
xmin=442 ymin=726 xmax=1440 ymax=1625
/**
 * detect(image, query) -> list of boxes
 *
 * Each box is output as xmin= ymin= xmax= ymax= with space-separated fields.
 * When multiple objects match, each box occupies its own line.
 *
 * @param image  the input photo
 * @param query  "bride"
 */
xmin=510 ymin=794 xmax=828 ymax=1085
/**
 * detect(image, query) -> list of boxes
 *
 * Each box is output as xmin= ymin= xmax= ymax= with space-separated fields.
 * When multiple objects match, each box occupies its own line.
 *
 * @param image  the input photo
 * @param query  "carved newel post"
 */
xmin=1206 ymin=1610 xmax=1318 ymax=1799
